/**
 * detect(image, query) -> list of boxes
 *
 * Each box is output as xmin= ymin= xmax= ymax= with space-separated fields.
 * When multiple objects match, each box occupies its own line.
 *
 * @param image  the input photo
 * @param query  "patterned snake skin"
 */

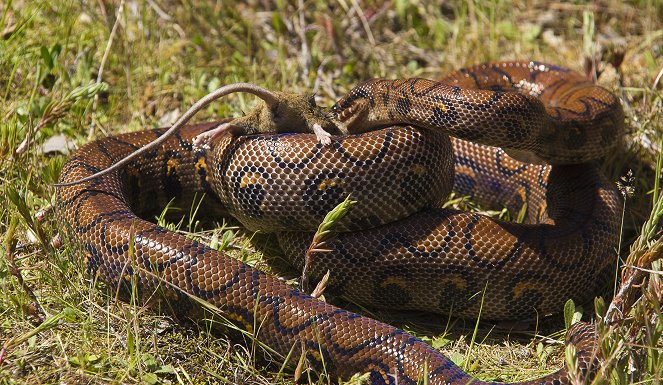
xmin=56 ymin=61 xmax=623 ymax=384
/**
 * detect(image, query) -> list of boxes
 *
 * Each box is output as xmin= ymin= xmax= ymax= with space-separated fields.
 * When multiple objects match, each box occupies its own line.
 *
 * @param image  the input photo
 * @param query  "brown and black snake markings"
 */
xmin=56 ymin=61 xmax=623 ymax=384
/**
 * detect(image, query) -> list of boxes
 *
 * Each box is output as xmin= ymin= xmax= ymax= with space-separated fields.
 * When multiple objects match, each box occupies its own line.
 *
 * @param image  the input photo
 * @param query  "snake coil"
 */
xmin=56 ymin=61 xmax=623 ymax=384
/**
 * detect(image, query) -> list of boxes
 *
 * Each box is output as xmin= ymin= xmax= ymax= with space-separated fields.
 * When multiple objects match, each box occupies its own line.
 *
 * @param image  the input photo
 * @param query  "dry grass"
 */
xmin=0 ymin=1 xmax=661 ymax=384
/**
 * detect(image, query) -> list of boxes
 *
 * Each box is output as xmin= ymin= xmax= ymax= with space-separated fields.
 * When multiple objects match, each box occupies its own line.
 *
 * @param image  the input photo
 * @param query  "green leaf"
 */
xmin=271 ymin=12 xmax=285 ymax=34
xmin=516 ymin=202 xmax=528 ymax=223
xmin=127 ymin=328 xmax=135 ymax=358
xmin=430 ymin=336 xmax=452 ymax=349
xmin=342 ymin=62 xmax=355 ymax=75
xmin=207 ymin=77 xmax=221 ymax=93
xmin=210 ymin=231 xmax=220 ymax=250
xmin=563 ymin=299 xmax=583 ymax=329
xmin=50 ymin=42 xmax=62 ymax=60
xmin=86 ymin=354 xmax=100 ymax=363
xmin=6 ymin=186 xmax=34 ymax=228
xmin=141 ymin=353 xmax=157 ymax=369
xmin=154 ymin=364 xmax=176 ymax=374
xmin=582 ymin=11 xmax=595 ymax=57
xmin=40 ymin=46 xmax=53 ymax=69
xmin=221 ymin=230 xmax=235 ymax=250
xmin=450 ymin=352 xmax=465 ymax=367
xmin=497 ymin=21 xmax=517 ymax=40
xmin=523 ymin=24 xmax=541 ymax=42
xmin=563 ymin=299 xmax=575 ymax=330
xmin=43 ymin=156 xmax=65 ymax=184
xmin=565 ymin=344 xmax=577 ymax=370
xmin=317 ymin=195 xmax=356 ymax=236
xmin=142 ymin=372 xmax=159 ymax=385
xmin=536 ymin=342 xmax=543 ymax=356
xmin=406 ymin=60 xmax=419 ymax=74
xmin=395 ymin=0 xmax=408 ymax=20
xmin=28 ymin=335 xmax=37 ymax=348
xmin=594 ymin=296 xmax=606 ymax=318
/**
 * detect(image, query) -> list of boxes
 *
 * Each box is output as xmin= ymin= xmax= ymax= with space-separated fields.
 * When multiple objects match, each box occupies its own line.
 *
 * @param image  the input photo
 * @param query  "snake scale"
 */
xmin=56 ymin=61 xmax=623 ymax=384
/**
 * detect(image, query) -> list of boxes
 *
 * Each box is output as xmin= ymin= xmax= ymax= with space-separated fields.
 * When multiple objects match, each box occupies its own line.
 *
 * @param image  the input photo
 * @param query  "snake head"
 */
xmin=331 ymin=99 xmax=370 ymax=134
xmin=332 ymin=79 xmax=390 ymax=134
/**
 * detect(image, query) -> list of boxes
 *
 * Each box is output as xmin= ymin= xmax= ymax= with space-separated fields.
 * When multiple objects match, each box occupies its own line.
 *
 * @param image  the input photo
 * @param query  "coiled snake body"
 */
xmin=56 ymin=62 xmax=623 ymax=384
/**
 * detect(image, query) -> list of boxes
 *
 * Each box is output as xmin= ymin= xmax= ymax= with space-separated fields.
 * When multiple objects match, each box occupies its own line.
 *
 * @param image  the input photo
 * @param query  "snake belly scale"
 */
xmin=56 ymin=61 xmax=623 ymax=384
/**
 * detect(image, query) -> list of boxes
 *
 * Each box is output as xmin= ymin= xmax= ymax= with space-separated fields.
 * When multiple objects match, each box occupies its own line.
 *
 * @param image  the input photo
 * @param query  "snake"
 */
xmin=55 ymin=61 xmax=623 ymax=384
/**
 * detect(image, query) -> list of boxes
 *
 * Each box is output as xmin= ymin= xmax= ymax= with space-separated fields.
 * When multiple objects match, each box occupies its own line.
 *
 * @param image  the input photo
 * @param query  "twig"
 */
xmin=605 ymin=238 xmax=663 ymax=325
xmin=147 ymin=0 xmax=172 ymax=21
xmin=312 ymin=57 xmax=331 ymax=97
xmin=627 ymin=265 xmax=663 ymax=275
xmin=89 ymin=0 xmax=125 ymax=140
xmin=4 ymin=217 xmax=46 ymax=325
xmin=349 ymin=0 xmax=375 ymax=47
xmin=0 ymin=309 xmax=70 ymax=366
xmin=301 ymin=197 xmax=355 ymax=293
xmin=653 ymin=65 xmax=663 ymax=90
xmin=14 ymin=114 xmax=58 ymax=155
xmin=14 ymin=82 xmax=107 ymax=156
xmin=310 ymin=271 xmax=330 ymax=298
xmin=297 ymin=0 xmax=310 ymax=82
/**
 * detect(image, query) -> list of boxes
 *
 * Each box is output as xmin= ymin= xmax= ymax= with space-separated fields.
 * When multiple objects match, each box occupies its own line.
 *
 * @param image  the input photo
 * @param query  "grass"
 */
xmin=0 ymin=0 xmax=662 ymax=384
